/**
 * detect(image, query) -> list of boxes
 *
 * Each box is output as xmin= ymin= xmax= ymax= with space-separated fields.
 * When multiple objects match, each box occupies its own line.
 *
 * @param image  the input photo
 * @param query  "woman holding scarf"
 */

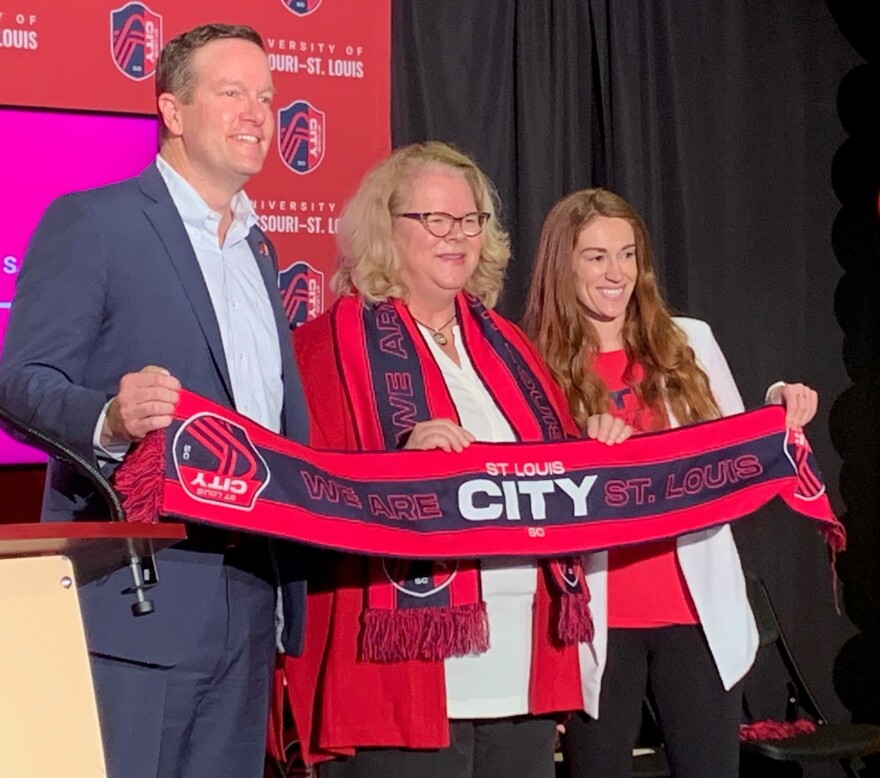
xmin=285 ymin=143 xmax=630 ymax=777
xmin=524 ymin=188 xmax=818 ymax=778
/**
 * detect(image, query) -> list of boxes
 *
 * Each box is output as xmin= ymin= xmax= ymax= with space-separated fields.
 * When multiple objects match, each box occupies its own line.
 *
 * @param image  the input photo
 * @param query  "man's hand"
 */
xmin=404 ymin=419 xmax=476 ymax=453
xmin=585 ymin=412 xmax=633 ymax=445
xmin=100 ymin=365 xmax=181 ymax=446
xmin=766 ymin=382 xmax=818 ymax=428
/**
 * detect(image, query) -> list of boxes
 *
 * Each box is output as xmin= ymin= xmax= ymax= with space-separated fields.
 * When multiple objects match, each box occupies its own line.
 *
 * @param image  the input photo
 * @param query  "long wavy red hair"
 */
xmin=524 ymin=188 xmax=719 ymax=429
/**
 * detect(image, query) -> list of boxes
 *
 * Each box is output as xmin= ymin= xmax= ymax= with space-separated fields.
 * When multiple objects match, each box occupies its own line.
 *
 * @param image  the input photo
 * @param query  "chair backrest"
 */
xmin=743 ymin=570 xmax=826 ymax=723
xmin=744 ymin=570 xmax=780 ymax=648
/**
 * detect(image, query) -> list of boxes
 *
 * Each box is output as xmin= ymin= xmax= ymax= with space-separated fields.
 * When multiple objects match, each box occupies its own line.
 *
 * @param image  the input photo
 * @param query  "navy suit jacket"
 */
xmin=0 ymin=163 xmax=309 ymax=664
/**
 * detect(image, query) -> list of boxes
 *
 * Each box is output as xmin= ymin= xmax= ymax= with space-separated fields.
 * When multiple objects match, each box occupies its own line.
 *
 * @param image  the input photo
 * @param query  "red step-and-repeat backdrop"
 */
xmin=0 ymin=0 xmax=390 ymax=463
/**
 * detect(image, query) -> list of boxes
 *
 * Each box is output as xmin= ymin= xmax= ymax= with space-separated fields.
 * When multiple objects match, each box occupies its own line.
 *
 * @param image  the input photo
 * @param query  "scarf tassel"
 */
xmin=822 ymin=523 xmax=846 ymax=553
xmin=555 ymin=593 xmax=595 ymax=645
xmin=113 ymin=430 xmax=165 ymax=524
xmin=361 ymin=602 xmax=490 ymax=662
xmin=739 ymin=719 xmax=817 ymax=741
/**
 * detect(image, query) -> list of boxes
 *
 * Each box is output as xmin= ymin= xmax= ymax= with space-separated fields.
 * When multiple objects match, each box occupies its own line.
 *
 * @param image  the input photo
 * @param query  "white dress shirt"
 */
xmin=93 ymin=157 xmax=283 ymax=455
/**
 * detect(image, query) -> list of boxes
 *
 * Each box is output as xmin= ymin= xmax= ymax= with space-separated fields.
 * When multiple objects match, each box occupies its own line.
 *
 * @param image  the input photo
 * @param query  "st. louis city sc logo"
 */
xmin=280 ymin=0 xmax=323 ymax=16
xmin=278 ymin=261 xmax=325 ymax=329
xmin=383 ymin=560 xmax=459 ymax=602
xmin=784 ymin=428 xmax=825 ymax=501
xmin=173 ymin=413 xmax=270 ymax=511
xmin=277 ymin=100 xmax=326 ymax=175
xmin=110 ymin=2 xmax=162 ymax=81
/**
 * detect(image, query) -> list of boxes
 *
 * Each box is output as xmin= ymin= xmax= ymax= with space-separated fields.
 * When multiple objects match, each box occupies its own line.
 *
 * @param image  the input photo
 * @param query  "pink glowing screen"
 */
xmin=0 ymin=108 xmax=158 ymax=464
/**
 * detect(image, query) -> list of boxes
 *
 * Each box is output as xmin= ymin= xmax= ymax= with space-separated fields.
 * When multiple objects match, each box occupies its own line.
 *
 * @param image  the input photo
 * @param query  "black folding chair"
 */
xmin=632 ymin=692 xmax=671 ymax=777
xmin=740 ymin=571 xmax=880 ymax=777
xmin=264 ymin=745 xmax=312 ymax=778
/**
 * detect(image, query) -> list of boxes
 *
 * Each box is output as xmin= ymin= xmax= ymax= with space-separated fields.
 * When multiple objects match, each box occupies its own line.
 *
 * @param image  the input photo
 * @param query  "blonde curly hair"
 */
xmin=332 ymin=141 xmax=511 ymax=308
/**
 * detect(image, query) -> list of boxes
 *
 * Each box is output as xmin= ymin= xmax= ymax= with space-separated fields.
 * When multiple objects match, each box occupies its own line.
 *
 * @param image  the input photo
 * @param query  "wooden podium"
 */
xmin=0 ymin=522 xmax=186 ymax=777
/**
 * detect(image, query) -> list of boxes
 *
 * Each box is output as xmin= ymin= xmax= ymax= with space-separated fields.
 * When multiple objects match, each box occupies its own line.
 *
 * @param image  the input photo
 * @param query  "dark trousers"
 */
xmin=320 ymin=716 xmax=559 ymax=778
xmin=91 ymin=546 xmax=277 ymax=778
xmin=562 ymin=626 xmax=743 ymax=778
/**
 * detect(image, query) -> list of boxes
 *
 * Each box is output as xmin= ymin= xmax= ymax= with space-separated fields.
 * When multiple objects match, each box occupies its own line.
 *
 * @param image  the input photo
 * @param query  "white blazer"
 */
xmin=577 ymin=317 xmax=760 ymax=718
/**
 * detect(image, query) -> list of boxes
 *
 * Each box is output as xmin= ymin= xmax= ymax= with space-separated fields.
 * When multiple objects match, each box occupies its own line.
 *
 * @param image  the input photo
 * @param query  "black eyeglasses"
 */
xmin=396 ymin=211 xmax=491 ymax=238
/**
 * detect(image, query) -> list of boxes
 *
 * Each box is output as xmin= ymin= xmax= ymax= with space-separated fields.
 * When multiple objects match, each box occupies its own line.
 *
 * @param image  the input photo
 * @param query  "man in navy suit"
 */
xmin=0 ymin=23 xmax=307 ymax=778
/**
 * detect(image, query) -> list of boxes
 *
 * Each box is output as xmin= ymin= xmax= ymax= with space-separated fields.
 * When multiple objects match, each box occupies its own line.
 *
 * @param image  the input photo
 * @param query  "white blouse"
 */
xmin=417 ymin=324 xmax=539 ymax=720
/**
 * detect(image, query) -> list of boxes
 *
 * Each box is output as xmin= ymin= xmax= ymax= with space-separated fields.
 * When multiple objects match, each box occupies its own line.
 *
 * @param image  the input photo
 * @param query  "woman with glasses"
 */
xmin=524 ymin=188 xmax=818 ymax=778
xmin=284 ymin=143 xmax=630 ymax=778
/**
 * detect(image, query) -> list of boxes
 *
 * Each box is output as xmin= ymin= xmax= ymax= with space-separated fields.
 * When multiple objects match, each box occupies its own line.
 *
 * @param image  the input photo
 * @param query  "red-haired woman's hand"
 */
xmin=766 ymin=382 xmax=818 ymax=428
xmin=585 ymin=413 xmax=632 ymax=445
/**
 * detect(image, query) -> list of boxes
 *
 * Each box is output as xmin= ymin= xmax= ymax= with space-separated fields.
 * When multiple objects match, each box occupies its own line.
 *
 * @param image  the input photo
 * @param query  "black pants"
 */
xmin=562 ymin=626 xmax=742 ymax=778
xmin=319 ymin=716 xmax=558 ymax=778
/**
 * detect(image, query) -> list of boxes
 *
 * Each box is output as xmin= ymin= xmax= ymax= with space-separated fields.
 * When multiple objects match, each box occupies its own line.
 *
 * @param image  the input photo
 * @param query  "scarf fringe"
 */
xmin=113 ymin=430 xmax=165 ymax=524
xmin=739 ymin=719 xmax=817 ymax=741
xmin=361 ymin=602 xmax=490 ymax=662
xmin=823 ymin=523 xmax=847 ymax=553
xmin=556 ymin=594 xmax=595 ymax=645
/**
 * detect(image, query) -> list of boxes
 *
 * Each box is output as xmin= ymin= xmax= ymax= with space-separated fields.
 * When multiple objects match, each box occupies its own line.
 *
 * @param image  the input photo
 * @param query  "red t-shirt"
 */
xmin=592 ymin=350 xmax=699 ymax=628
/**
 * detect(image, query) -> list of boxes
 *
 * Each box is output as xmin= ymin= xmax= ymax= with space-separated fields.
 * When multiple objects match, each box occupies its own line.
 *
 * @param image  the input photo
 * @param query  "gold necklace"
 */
xmin=410 ymin=313 xmax=457 ymax=346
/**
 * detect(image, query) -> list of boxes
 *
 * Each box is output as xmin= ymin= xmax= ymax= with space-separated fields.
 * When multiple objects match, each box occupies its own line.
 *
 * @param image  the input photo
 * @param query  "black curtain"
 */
xmin=392 ymin=1 xmax=871 ymax=769
xmin=825 ymin=1 xmax=880 ymax=766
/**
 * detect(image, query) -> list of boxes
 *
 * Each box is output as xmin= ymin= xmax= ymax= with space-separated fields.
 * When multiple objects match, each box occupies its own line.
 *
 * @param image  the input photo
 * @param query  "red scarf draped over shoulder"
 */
xmin=284 ymin=294 xmax=585 ymax=762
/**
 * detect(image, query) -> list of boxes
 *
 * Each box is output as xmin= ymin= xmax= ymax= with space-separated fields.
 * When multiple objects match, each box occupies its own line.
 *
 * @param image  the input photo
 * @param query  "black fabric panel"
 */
xmin=392 ymin=0 xmax=518 ymax=239
xmin=826 ymin=1 xmax=880 ymax=763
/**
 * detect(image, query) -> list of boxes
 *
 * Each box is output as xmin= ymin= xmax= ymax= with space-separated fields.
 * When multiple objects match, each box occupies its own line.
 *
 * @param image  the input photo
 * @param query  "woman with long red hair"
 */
xmin=525 ymin=188 xmax=818 ymax=778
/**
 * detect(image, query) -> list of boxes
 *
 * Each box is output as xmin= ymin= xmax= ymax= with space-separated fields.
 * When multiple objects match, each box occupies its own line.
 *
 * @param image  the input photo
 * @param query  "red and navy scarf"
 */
xmin=114 ymin=302 xmax=843 ymax=659
xmin=116 ymin=391 xmax=841 ymax=553
xmin=331 ymin=293 xmax=591 ymax=660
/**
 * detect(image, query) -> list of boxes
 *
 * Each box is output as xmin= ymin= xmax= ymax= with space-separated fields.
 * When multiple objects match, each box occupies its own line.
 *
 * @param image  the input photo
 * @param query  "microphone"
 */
xmin=0 ymin=403 xmax=157 ymax=616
